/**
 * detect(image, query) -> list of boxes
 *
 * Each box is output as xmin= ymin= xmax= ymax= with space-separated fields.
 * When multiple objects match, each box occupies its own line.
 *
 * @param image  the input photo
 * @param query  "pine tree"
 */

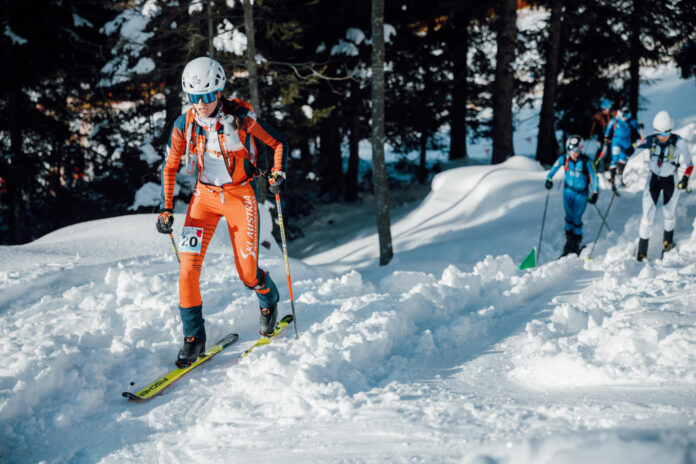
xmin=371 ymin=0 xmax=393 ymax=266
xmin=535 ymin=0 xmax=564 ymax=165
xmin=491 ymin=0 xmax=517 ymax=164
xmin=0 ymin=0 xmax=115 ymax=244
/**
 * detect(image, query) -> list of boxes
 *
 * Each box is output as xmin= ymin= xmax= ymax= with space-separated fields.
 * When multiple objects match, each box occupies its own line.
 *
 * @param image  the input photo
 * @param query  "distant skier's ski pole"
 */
xmin=274 ymin=193 xmax=299 ymax=339
xmin=537 ymin=189 xmax=551 ymax=264
xmin=588 ymin=191 xmax=617 ymax=260
xmin=592 ymin=202 xmax=613 ymax=233
xmin=169 ymin=233 xmax=180 ymax=263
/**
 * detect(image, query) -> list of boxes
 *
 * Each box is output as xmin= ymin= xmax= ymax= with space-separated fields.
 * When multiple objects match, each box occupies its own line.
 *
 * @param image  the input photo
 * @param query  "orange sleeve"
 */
xmin=244 ymin=117 xmax=287 ymax=172
xmin=160 ymin=113 xmax=189 ymax=210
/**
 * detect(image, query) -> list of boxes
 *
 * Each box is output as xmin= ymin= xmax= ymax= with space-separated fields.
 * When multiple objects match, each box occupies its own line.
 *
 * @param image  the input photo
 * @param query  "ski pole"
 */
xmin=169 ymin=233 xmax=180 ymax=263
xmin=588 ymin=191 xmax=616 ymax=260
xmin=591 ymin=202 xmax=613 ymax=233
xmin=274 ymin=193 xmax=299 ymax=339
xmin=537 ymin=189 xmax=551 ymax=265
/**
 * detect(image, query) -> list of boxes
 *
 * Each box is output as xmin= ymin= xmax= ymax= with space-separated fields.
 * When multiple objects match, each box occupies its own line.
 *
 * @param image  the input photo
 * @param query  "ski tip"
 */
xmin=122 ymin=391 xmax=143 ymax=401
xmin=280 ymin=314 xmax=294 ymax=324
xmin=218 ymin=333 xmax=239 ymax=348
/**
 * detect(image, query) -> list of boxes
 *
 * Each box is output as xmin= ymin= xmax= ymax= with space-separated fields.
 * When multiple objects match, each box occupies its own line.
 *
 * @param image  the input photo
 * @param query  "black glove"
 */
xmin=588 ymin=192 xmax=598 ymax=204
xmin=156 ymin=209 xmax=174 ymax=234
xmin=545 ymin=179 xmax=553 ymax=190
xmin=678 ymin=175 xmax=689 ymax=190
xmin=626 ymin=146 xmax=635 ymax=156
xmin=268 ymin=171 xmax=286 ymax=195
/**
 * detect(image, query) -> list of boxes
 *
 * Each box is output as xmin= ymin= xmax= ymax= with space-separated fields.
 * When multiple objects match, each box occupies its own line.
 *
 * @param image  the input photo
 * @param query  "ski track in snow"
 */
xmin=3 ymin=144 xmax=696 ymax=462
xmin=3 ymin=91 xmax=696 ymax=463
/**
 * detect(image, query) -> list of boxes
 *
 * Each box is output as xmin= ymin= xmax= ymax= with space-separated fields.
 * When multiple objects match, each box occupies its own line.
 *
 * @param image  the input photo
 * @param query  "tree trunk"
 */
xmin=535 ymin=0 xmax=563 ymax=166
xmin=345 ymin=98 xmax=360 ymax=202
xmin=242 ymin=0 xmax=266 ymax=203
xmin=299 ymin=135 xmax=312 ymax=173
xmin=371 ymin=0 xmax=393 ymax=266
xmin=449 ymin=10 xmax=469 ymax=161
xmin=207 ymin=0 xmax=214 ymax=58
xmin=318 ymin=118 xmax=342 ymax=201
xmin=628 ymin=0 xmax=641 ymax=117
xmin=5 ymin=45 xmax=24 ymax=244
xmin=242 ymin=0 xmax=261 ymax=114
xmin=418 ymin=132 xmax=427 ymax=184
xmin=491 ymin=0 xmax=517 ymax=165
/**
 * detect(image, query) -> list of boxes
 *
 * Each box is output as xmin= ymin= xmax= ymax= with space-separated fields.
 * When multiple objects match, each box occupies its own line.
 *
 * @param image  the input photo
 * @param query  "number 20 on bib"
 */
xmin=180 ymin=227 xmax=204 ymax=253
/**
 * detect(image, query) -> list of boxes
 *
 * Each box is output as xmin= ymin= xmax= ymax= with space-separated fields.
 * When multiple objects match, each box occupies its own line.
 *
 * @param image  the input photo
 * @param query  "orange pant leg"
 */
xmin=220 ymin=183 xmax=260 ymax=288
xmin=179 ymin=185 xmax=221 ymax=308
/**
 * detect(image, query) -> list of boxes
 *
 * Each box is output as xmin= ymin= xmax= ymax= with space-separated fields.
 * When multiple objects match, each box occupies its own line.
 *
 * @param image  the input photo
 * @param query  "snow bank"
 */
xmin=2 ymin=70 xmax=696 ymax=463
xmin=509 ymin=124 xmax=696 ymax=390
xmin=466 ymin=429 xmax=696 ymax=464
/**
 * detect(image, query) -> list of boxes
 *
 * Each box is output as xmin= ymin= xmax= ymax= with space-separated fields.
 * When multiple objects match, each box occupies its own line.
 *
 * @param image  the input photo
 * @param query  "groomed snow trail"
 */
xmin=2 ymin=127 xmax=696 ymax=462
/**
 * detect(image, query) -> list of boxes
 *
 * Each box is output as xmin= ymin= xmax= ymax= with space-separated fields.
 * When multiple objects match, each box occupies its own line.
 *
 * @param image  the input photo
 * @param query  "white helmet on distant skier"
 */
xmin=181 ymin=57 xmax=226 ymax=94
xmin=653 ymin=110 xmax=674 ymax=134
xmin=566 ymin=134 xmax=584 ymax=153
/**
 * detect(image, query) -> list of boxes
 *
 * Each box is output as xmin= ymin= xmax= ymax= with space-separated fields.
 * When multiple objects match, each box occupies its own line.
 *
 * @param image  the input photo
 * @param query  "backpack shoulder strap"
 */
xmin=580 ymin=154 xmax=591 ymax=181
xmin=183 ymin=108 xmax=197 ymax=171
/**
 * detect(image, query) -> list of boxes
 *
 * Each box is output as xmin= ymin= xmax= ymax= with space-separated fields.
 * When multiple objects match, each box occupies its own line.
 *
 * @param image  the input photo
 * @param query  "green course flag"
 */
xmin=518 ymin=247 xmax=536 ymax=269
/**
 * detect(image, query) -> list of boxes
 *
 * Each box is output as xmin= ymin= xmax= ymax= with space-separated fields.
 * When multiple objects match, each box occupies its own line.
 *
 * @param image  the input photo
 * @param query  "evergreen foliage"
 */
xmin=1 ymin=0 xmax=694 ymax=244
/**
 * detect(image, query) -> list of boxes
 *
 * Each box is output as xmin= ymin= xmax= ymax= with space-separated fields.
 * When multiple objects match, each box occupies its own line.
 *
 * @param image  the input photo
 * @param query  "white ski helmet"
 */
xmin=653 ymin=110 xmax=674 ymax=133
xmin=181 ymin=57 xmax=226 ymax=94
xmin=566 ymin=134 xmax=584 ymax=153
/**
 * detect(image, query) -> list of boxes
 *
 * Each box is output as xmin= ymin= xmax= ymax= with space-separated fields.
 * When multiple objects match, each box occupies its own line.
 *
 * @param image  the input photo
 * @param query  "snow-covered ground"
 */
xmin=2 ymin=70 xmax=696 ymax=463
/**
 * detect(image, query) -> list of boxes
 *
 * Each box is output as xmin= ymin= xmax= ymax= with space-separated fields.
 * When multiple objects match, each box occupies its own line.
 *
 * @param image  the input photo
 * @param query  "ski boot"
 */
xmin=176 ymin=335 xmax=206 ymax=368
xmin=259 ymin=304 xmax=278 ymax=337
xmin=609 ymin=168 xmax=619 ymax=194
xmin=572 ymin=233 xmax=583 ymax=255
xmin=637 ymin=238 xmax=649 ymax=261
xmin=662 ymin=230 xmax=674 ymax=255
xmin=618 ymin=162 xmax=627 ymax=187
xmin=561 ymin=230 xmax=574 ymax=257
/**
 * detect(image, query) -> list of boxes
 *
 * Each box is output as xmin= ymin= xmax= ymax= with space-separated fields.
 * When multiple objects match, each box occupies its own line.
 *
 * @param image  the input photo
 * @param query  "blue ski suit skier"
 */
xmin=603 ymin=106 xmax=641 ymax=187
xmin=545 ymin=135 xmax=600 ymax=257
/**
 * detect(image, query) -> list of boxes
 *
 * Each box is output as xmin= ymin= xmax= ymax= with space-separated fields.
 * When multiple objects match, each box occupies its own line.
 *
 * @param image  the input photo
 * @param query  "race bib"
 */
xmin=180 ymin=227 xmax=204 ymax=253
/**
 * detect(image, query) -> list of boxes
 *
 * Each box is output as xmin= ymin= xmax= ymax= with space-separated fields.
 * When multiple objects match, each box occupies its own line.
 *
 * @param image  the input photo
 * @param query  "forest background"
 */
xmin=1 ymin=0 xmax=695 ymax=247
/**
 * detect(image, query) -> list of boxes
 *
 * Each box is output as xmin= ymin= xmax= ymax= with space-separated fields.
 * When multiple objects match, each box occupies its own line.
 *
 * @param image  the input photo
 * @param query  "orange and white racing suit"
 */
xmin=160 ymin=98 xmax=287 ymax=340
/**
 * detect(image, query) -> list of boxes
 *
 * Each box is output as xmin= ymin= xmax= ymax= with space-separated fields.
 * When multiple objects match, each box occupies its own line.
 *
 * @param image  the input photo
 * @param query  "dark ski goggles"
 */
xmin=187 ymin=91 xmax=218 ymax=104
xmin=655 ymin=130 xmax=671 ymax=137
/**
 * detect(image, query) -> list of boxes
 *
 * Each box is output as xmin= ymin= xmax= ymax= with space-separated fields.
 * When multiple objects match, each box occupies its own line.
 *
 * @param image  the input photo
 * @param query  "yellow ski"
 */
xmin=240 ymin=314 xmax=294 ymax=359
xmin=123 ymin=315 xmax=294 ymax=401
xmin=122 ymin=332 xmax=239 ymax=401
